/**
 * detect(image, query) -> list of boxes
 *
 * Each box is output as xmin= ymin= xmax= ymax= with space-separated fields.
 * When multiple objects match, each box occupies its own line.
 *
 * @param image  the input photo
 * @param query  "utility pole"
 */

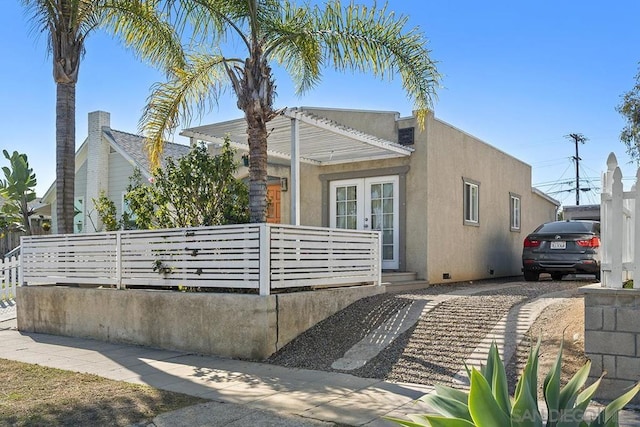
xmin=565 ymin=133 xmax=588 ymax=205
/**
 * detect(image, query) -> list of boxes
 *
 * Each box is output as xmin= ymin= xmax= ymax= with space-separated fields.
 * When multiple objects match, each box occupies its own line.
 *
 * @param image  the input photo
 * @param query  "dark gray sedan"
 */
xmin=522 ymin=220 xmax=601 ymax=281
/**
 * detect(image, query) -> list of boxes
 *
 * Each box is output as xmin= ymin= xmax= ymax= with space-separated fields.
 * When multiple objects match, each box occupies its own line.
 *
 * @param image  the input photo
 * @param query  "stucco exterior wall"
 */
xmin=293 ymin=109 xmax=558 ymax=284
xmin=424 ymin=116 xmax=548 ymax=283
xmin=526 ymin=191 xmax=560 ymax=232
xmin=301 ymin=107 xmax=400 ymax=142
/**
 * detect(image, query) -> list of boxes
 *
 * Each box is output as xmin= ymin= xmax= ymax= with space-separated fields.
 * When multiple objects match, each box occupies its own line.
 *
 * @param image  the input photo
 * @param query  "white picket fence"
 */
xmin=600 ymin=152 xmax=640 ymax=287
xmin=21 ymin=223 xmax=381 ymax=295
xmin=1 ymin=255 xmax=20 ymax=300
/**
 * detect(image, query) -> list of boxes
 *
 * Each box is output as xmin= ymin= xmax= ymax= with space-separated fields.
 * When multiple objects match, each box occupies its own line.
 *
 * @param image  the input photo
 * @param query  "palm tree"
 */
xmin=142 ymin=0 xmax=440 ymax=223
xmin=22 ymin=0 xmax=184 ymax=233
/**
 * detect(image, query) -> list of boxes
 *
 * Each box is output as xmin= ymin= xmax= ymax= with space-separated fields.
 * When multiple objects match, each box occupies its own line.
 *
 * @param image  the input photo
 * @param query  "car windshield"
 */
xmin=535 ymin=221 xmax=598 ymax=234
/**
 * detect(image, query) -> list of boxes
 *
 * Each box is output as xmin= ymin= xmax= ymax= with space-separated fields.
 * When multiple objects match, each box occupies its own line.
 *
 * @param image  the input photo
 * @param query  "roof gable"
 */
xmin=104 ymin=129 xmax=190 ymax=175
xmin=41 ymin=127 xmax=190 ymax=202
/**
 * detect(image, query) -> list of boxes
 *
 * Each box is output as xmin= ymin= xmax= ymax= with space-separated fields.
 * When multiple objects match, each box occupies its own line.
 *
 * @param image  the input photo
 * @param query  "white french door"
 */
xmin=330 ymin=176 xmax=399 ymax=270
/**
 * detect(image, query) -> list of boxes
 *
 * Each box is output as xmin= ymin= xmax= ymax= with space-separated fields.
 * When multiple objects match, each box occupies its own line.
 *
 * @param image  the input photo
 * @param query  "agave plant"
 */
xmin=388 ymin=339 xmax=640 ymax=427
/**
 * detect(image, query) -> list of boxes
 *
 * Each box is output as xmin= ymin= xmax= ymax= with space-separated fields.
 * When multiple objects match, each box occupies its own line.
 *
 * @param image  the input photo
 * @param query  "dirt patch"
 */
xmin=507 ymin=294 xmax=588 ymax=396
xmin=0 ymin=358 xmax=207 ymax=426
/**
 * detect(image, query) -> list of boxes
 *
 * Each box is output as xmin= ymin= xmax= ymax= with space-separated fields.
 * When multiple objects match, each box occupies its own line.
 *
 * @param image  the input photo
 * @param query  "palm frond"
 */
xmin=263 ymin=0 xmax=323 ymax=94
xmin=141 ymin=52 xmax=236 ymax=168
xmin=310 ymin=0 xmax=440 ymax=126
xmin=98 ymin=0 xmax=185 ymax=72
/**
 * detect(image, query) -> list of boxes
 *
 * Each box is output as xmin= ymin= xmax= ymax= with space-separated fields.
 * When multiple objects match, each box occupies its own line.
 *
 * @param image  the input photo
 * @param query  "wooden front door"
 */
xmin=266 ymin=183 xmax=281 ymax=224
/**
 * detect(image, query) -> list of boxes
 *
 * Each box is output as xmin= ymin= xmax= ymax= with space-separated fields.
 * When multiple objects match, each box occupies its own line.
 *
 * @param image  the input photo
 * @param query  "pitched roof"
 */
xmin=104 ymin=129 xmax=190 ymax=173
xmin=40 ymin=127 xmax=190 ymax=202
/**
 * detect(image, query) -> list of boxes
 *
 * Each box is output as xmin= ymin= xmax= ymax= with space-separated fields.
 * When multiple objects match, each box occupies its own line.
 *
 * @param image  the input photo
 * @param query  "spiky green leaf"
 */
xmin=421 ymin=415 xmax=476 ymax=427
xmin=559 ymin=361 xmax=592 ymax=410
xmin=420 ymin=394 xmax=472 ymax=422
xmin=544 ymin=341 xmax=564 ymax=426
xmin=487 ymin=342 xmax=511 ymax=416
xmin=431 ymin=384 xmax=469 ymax=405
xmin=468 ymin=368 xmax=510 ymax=427
xmin=512 ymin=374 xmax=543 ymax=427
xmin=589 ymin=381 xmax=640 ymax=427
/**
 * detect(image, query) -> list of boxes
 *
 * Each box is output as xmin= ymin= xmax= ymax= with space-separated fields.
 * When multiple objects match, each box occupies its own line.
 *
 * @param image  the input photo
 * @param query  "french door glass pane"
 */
xmin=383 ymin=245 xmax=394 ymax=260
xmin=370 ymin=184 xmax=381 ymax=200
xmin=335 ymin=185 xmax=358 ymax=230
xmin=371 ymin=214 xmax=381 ymax=230
xmin=347 ymin=185 xmax=357 ymax=200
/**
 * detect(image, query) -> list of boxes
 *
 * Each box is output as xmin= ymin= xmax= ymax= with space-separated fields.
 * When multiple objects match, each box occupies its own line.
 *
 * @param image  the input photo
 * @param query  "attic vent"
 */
xmin=398 ymin=127 xmax=414 ymax=146
xmin=110 ymin=147 xmax=116 ymax=153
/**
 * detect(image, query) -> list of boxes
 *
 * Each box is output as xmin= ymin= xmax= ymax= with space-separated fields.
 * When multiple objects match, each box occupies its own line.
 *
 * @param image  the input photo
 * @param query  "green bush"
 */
xmin=388 ymin=340 xmax=640 ymax=427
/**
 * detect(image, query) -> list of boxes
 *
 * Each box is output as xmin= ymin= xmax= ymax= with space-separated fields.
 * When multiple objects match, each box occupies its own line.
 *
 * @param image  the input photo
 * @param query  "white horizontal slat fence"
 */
xmin=21 ymin=224 xmax=381 ymax=295
xmin=1 ymin=255 xmax=19 ymax=300
xmin=600 ymin=152 xmax=640 ymax=287
xmin=269 ymin=225 xmax=380 ymax=289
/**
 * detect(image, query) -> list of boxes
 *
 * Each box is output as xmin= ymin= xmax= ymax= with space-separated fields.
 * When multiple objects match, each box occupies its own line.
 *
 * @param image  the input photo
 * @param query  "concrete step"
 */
xmin=384 ymin=280 xmax=430 ymax=293
xmin=381 ymin=272 xmax=429 ymax=292
xmin=382 ymin=271 xmax=417 ymax=283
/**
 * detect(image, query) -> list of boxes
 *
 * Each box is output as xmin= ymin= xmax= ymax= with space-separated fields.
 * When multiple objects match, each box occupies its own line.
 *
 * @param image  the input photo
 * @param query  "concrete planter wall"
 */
xmin=17 ymin=284 xmax=383 ymax=360
xmin=581 ymin=284 xmax=640 ymax=404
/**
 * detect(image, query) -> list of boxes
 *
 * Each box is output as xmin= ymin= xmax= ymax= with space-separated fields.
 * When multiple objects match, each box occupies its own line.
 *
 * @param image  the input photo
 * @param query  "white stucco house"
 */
xmin=41 ymin=107 xmax=559 ymax=285
xmin=184 ymin=107 xmax=560 ymax=284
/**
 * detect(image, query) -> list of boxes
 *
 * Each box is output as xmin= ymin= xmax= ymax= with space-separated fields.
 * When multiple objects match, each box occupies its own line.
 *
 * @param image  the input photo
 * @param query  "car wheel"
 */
xmin=595 ymin=271 xmax=601 ymax=281
xmin=551 ymin=273 xmax=564 ymax=281
xmin=524 ymin=271 xmax=539 ymax=282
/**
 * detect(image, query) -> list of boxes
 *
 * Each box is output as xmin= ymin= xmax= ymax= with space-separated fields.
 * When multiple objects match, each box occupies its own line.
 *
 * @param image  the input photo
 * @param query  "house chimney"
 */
xmin=85 ymin=111 xmax=111 ymax=232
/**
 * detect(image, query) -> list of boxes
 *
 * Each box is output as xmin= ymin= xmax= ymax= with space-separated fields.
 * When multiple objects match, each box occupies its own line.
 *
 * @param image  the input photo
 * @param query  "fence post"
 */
xmin=1 ymin=257 xmax=6 ymax=300
xmin=376 ymin=231 xmax=382 ymax=286
xmin=259 ymin=224 xmax=271 ymax=296
xmin=608 ymin=167 xmax=624 ymax=288
xmin=116 ymin=231 xmax=123 ymax=290
xmin=635 ymin=169 xmax=640 ymax=284
xmin=18 ymin=235 xmax=24 ymax=287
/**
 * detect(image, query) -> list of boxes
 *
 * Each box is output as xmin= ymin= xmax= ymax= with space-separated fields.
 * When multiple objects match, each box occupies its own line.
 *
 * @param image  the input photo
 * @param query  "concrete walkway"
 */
xmin=0 ymin=319 xmax=435 ymax=426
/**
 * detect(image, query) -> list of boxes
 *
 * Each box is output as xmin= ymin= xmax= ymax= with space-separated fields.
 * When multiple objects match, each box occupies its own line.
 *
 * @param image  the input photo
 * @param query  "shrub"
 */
xmin=388 ymin=340 xmax=640 ymax=427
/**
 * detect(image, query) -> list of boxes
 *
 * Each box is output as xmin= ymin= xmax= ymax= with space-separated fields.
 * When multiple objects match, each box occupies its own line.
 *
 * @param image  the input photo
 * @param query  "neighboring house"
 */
xmin=0 ymin=197 xmax=51 ymax=256
xmin=562 ymin=204 xmax=600 ymax=221
xmin=183 ymin=107 xmax=560 ymax=284
xmin=40 ymin=111 xmax=190 ymax=234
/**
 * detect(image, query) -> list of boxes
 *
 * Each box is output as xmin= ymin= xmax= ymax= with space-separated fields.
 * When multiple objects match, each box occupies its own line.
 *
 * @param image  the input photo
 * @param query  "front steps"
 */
xmin=382 ymin=271 xmax=430 ymax=292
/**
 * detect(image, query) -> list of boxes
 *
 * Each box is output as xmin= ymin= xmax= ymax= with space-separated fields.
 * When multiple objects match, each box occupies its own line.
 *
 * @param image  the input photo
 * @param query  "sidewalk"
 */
xmin=0 ymin=321 xmax=436 ymax=426
xmin=2 ymin=299 xmax=639 ymax=426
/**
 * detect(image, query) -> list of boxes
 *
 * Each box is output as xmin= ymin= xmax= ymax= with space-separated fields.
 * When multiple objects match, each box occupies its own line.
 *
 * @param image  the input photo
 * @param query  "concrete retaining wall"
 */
xmin=582 ymin=284 xmax=640 ymax=403
xmin=17 ymin=284 xmax=383 ymax=360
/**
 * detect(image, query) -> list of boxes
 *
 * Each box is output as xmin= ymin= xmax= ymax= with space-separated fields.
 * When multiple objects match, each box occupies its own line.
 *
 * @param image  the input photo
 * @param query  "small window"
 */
xmin=463 ymin=178 xmax=479 ymax=225
xmin=510 ymin=193 xmax=521 ymax=231
xmin=121 ymin=192 xmax=136 ymax=229
xmin=74 ymin=197 xmax=84 ymax=233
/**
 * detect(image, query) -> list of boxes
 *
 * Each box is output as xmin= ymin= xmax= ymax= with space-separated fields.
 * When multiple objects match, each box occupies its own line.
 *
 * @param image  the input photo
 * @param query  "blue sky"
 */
xmin=1 ymin=1 xmax=639 ymax=207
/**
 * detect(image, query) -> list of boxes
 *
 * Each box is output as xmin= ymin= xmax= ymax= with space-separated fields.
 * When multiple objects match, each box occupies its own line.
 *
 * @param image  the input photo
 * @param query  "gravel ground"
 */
xmin=267 ymin=278 xmax=587 ymax=386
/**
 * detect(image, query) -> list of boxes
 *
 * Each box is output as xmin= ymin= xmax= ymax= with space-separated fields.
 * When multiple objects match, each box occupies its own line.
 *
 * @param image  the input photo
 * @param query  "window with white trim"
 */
xmin=121 ymin=192 xmax=136 ymax=229
xmin=510 ymin=193 xmax=521 ymax=231
xmin=463 ymin=178 xmax=479 ymax=225
xmin=74 ymin=197 xmax=84 ymax=233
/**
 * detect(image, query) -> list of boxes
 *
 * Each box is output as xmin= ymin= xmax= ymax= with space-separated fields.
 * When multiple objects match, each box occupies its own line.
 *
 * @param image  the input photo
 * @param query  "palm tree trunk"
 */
xmin=247 ymin=115 xmax=268 ymax=223
xmin=56 ymin=82 xmax=76 ymax=234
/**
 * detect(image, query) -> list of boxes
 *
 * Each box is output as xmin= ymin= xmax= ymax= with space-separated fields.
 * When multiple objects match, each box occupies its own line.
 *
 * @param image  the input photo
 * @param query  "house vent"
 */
xmin=398 ymin=127 xmax=414 ymax=146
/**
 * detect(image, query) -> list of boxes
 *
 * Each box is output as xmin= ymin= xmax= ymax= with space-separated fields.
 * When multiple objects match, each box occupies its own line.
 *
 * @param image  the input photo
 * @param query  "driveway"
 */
xmin=267 ymin=277 xmax=590 ymax=387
